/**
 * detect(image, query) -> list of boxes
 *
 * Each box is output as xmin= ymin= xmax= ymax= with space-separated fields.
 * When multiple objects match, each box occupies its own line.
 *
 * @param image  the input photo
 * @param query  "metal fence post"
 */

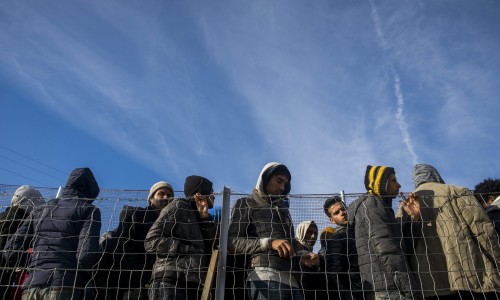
xmin=340 ymin=190 xmax=345 ymax=203
xmin=56 ymin=186 xmax=62 ymax=198
xmin=215 ymin=186 xmax=231 ymax=300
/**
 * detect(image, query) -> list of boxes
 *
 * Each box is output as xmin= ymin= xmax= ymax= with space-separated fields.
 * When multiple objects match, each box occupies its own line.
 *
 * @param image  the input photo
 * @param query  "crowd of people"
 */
xmin=0 ymin=163 xmax=499 ymax=300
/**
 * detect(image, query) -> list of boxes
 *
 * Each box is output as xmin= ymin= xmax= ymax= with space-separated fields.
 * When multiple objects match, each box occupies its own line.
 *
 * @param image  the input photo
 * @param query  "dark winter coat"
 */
xmin=228 ymin=191 xmax=298 ymax=272
xmin=94 ymin=205 xmax=158 ymax=292
xmin=0 ymin=207 xmax=31 ymax=252
xmin=145 ymin=198 xmax=216 ymax=284
xmin=0 ymin=207 xmax=31 ymax=298
xmin=4 ymin=168 xmax=101 ymax=290
xmin=324 ymin=224 xmax=363 ymax=299
xmin=399 ymin=164 xmax=500 ymax=294
xmin=486 ymin=197 xmax=500 ymax=237
xmin=347 ymin=194 xmax=417 ymax=295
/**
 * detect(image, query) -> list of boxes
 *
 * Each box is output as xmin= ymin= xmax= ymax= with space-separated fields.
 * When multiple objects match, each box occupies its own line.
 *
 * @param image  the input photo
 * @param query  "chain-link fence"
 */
xmin=1 ymin=184 xmax=499 ymax=300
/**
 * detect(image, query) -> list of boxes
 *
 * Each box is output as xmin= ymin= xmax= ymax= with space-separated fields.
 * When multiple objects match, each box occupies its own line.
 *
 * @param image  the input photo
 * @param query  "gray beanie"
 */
xmin=11 ymin=185 xmax=44 ymax=210
xmin=148 ymin=181 xmax=174 ymax=200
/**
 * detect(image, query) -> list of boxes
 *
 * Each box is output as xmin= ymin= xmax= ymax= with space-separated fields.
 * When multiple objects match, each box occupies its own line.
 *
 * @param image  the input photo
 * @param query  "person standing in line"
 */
xmin=347 ymin=165 xmax=420 ymax=300
xmin=4 ymin=167 xmax=101 ymax=300
xmin=95 ymin=181 xmax=174 ymax=300
xmin=295 ymin=221 xmax=322 ymax=300
xmin=295 ymin=221 xmax=318 ymax=252
xmin=0 ymin=185 xmax=44 ymax=300
xmin=145 ymin=175 xmax=217 ymax=300
xmin=399 ymin=164 xmax=500 ymax=300
xmin=474 ymin=177 xmax=500 ymax=236
xmin=228 ymin=162 xmax=319 ymax=300
xmin=324 ymin=196 xmax=366 ymax=300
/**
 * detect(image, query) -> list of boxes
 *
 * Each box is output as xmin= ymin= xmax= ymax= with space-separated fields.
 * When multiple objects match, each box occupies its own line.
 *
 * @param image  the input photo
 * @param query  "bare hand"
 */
xmin=300 ymin=252 xmax=320 ymax=268
xmin=194 ymin=193 xmax=210 ymax=219
xmin=271 ymin=239 xmax=295 ymax=259
xmin=401 ymin=192 xmax=421 ymax=220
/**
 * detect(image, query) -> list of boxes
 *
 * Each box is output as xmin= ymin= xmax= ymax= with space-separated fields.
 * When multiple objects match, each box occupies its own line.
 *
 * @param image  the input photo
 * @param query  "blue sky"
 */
xmin=1 ymin=0 xmax=499 ymax=195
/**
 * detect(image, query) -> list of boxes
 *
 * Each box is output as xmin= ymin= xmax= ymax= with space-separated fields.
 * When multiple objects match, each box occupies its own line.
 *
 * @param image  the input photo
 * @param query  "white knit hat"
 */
xmin=148 ymin=181 xmax=174 ymax=200
xmin=11 ymin=185 xmax=45 ymax=210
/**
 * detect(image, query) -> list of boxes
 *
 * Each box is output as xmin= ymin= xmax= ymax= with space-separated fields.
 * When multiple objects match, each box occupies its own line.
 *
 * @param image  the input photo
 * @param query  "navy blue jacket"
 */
xmin=4 ymin=168 xmax=101 ymax=290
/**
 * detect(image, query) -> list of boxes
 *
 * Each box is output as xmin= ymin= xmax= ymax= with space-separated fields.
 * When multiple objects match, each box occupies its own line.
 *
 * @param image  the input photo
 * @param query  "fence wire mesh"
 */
xmin=1 ymin=184 xmax=499 ymax=300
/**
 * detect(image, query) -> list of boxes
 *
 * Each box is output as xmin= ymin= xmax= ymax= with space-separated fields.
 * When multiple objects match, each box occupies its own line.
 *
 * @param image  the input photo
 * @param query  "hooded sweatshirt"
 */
xmin=412 ymin=163 xmax=445 ymax=189
xmin=295 ymin=221 xmax=317 ymax=252
xmin=228 ymin=162 xmax=299 ymax=288
xmin=409 ymin=164 xmax=500 ymax=294
xmin=4 ymin=167 xmax=102 ymax=289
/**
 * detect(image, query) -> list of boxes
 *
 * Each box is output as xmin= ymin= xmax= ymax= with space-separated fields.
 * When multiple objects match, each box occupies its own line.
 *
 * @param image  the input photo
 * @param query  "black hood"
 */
xmin=60 ymin=168 xmax=100 ymax=200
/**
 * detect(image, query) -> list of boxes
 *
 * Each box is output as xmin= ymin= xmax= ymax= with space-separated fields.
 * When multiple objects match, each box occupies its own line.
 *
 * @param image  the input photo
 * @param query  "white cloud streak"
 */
xmin=368 ymin=0 xmax=419 ymax=166
xmin=0 ymin=3 xmax=204 ymax=182
xmin=2 ymin=0 xmax=498 ymax=192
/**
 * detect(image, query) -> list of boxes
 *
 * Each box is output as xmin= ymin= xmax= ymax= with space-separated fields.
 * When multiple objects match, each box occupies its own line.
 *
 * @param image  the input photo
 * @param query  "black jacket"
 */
xmin=0 ymin=207 xmax=31 ymax=250
xmin=0 ymin=207 xmax=31 ymax=298
xmin=324 ymin=224 xmax=363 ymax=298
xmin=347 ymin=194 xmax=417 ymax=294
xmin=95 ymin=205 xmax=158 ymax=290
xmin=145 ymin=198 xmax=216 ymax=284
xmin=486 ymin=202 xmax=500 ymax=237
xmin=4 ymin=168 xmax=101 ymax=289
xmin=228 ymin=191 xmax=298 ymax=272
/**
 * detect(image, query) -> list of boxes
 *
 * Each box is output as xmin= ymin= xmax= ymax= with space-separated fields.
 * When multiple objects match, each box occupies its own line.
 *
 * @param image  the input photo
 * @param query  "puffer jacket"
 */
xmin=4 ymin=168 xmax=101 ymax=289
xmin=408 ymin=164 xmax=500 ymax=294
xmin=228 ymin=162 xmax=298 ymax=273
xmin=324 ymin=224 xmax=363 ymax=298
xmin=145 ymin=198 xmax=216 ymax=284
xmin=347 ymin=194 xmax=417 ymax=295
xmin=94 ymin=205 xmax=158 ymax=291
xmin=228 ymin=191 xmax=297 ymax=271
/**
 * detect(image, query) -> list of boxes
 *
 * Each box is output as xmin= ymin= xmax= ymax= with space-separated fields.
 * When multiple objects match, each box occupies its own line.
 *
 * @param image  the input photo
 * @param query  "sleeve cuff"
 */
xmin=260 ymin=238 xmax=271 ymax=251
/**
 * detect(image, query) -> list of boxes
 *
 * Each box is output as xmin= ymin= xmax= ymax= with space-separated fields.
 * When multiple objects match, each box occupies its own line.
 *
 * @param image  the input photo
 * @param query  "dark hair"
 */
xmin=474 ymin=178 xmax=500 ymax=204
xmin=323 ymin=196 xmax=343 ymax=217
xmin=262 ymin=164 xmax=292 ymax=195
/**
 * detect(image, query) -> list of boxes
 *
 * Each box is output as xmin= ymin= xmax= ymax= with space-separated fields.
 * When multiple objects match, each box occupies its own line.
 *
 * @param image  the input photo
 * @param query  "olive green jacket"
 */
xmin=402 ymin=182 xmax=500 ymax=295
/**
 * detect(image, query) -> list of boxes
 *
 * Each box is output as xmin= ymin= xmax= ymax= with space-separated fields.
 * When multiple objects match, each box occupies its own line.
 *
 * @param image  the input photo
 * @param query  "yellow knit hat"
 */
xmin=364 ymin=165 xmax=395 ymax=196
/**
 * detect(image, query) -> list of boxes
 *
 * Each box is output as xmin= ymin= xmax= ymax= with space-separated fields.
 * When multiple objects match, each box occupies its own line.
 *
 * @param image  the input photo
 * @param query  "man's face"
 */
xmin=386 ymin=173 xmax=401 ymax=197
xmin=149 ymin=187 xmax=173 ymax=210
xmin=304 ymin=226 xmax=318 ymax=247
xmin=328 ymin=202 xmax=347 ymax=226
xmin=264 ymin=174 xmax=289 ymax=196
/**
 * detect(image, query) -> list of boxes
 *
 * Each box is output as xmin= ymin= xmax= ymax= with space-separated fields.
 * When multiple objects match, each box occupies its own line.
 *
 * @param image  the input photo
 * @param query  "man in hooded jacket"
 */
xmin=399 ymin=164 xmax=500 ymax=299
xmin=295 ymin=221 xmax=323 ymax=300
xmin=94 ymin=181 xmax=174 ymax=300
xmin=145 ymin=175 xmax=217 ymax=300
xmin=0 ymin=185 xmax=44 ymax=300
xmin=228 ymin=162 xmax=319 ymax=300
xmin=4 ymin=167 xmax=101 ymax=300
xmin=347 ymin=165 xmax=419 ymax=300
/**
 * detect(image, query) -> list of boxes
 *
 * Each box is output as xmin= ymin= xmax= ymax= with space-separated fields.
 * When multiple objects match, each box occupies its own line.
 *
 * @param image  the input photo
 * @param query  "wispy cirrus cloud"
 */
xmin=0 ymin=2 xmax=204 ymax=180
xmin=368 ymin=0 xmax=419 ymax=166
xmin=1 ymin=0 xmax=498 ymax=193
